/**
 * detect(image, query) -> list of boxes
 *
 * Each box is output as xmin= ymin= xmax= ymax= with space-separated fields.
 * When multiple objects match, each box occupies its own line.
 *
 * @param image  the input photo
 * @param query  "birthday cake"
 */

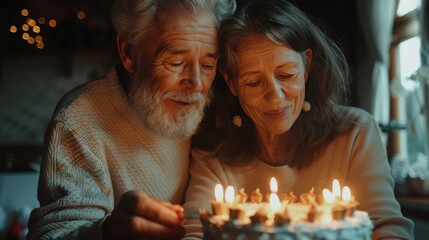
xmin=199 ymin=180 xmax=373 ymax=240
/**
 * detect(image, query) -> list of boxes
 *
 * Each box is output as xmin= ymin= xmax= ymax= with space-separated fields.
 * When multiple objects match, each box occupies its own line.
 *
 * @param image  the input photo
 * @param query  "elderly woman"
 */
xmin=183 ymin=0 xmax=414 ymax=239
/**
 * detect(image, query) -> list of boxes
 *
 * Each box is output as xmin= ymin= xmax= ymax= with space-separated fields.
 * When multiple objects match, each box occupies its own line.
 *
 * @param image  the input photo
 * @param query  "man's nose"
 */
xmin=181 ymin=63 xmax=203 ymax=92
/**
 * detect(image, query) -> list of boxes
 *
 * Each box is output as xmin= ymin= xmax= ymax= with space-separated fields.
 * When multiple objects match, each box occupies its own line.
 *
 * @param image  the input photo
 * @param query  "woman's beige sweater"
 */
xmin=183 ymin=107 xmax=414 ymax=240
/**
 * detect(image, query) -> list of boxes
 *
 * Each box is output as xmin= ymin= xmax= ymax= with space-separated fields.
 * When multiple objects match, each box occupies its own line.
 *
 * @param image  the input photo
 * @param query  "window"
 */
xmin=389 ymin=0 xmax=428 ymax=186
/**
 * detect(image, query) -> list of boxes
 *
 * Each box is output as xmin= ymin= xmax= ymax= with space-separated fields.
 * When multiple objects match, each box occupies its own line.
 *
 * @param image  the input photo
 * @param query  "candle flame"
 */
xmin=270 ymin=177 xmax=278 ymax=193
xmin=269 ymin=193 xmax=281 ymax=212
xmin=225 ymin=185 xmax=235 ymax=204
xmin=214 ymin=184 xmax=223 ymax=202
xmin=342 ymin=186 xmax=351 ymax=202
xmin=323 ymin=189 xmax=335 ymax=204
xmin=332 ymin=179 xmax=340 ymax=198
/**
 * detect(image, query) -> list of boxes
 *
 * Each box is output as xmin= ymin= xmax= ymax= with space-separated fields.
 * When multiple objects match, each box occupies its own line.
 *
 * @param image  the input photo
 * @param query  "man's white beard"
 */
xmin=129 ymin=81 xmax=211 ymax=139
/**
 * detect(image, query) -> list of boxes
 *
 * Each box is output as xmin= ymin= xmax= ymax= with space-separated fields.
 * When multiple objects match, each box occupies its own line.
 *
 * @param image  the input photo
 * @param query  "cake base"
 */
xmin=202 ymin=211 xmax=373 ymax=240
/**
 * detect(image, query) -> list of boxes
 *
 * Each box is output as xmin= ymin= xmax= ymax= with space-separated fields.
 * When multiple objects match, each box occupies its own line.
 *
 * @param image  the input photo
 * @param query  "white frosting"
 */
xmin=202 ymin=211 xmax=373 ymax=240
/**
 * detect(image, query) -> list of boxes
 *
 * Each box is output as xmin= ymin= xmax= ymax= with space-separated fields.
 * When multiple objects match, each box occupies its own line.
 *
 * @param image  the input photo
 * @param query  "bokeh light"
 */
xmin=28 ymin=19 xmax=36 ymax=27
xmin=35 ymin=35 xmax=43 ymax=43
xmin=22 ymin=33 xmax=29 ymax=40
xmin=49 ymin=19 xmax=57 ymax=27
xmin=77 ymin=11 xmax=86 ymax=20
xmin=10 ymin=26 xmax=17 ymax=33
xmin=36 ymin=42 xmax=44 ymax=49
xmin=33 ymin=26 xmax=41 ymax=33
xmin=38 ymin=17 xmax=46 ymax=25
xmin=28 ymin=37 xmax=35 ymax=44
xmin=22 ymin=24 xmax=29 ymax=31
xmin=21 ymin=9 xmax=29 ymax=16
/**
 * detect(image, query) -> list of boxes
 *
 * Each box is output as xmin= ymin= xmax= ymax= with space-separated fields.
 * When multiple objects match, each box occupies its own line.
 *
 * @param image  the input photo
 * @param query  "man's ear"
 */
xmin=222 ymin=71 xmax=238 ymax=96
xmin=117 ymin=34 xmax=135 ymax=73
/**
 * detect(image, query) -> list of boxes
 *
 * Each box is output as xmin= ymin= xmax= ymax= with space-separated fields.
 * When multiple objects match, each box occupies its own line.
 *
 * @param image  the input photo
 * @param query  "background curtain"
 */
xmin=356 ymin=0 xmax=396 ymax=145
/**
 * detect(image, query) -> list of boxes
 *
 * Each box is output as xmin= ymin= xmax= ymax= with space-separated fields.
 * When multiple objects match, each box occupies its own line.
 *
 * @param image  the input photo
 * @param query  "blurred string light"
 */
xmin=10 ymin=26 xmax=17 ymax=33
xmin=48 ymin=19 xmax=57 ymax=28
xmin=77 ymin=11 xmax=86 ymax=20
xmin=9 ymin=8 xmax=88 ymax=50
xmin=21 ymin=9 xmax=28 ymax=17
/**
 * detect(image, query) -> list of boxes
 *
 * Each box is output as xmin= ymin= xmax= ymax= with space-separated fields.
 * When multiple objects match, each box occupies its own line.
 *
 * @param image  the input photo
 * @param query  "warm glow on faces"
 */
xmin=232 ymin=34 xmax=309 ymax=136
xmin=129 ymin=10 xmax=218 ymax=138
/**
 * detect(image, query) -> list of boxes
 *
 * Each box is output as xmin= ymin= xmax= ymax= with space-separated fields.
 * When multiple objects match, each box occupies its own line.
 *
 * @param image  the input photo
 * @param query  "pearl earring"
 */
xmin=232 ymin=115 xmax=242 ymax=127
xmin=302 ymin=101 xmax=311 ymax=112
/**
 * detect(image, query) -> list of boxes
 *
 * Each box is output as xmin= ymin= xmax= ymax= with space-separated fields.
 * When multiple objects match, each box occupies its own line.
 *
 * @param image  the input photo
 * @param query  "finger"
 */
xmin=162 ymin=202 xmax=185 ymax=219
xmin=125 ymin=193 xmax=182 ymax=226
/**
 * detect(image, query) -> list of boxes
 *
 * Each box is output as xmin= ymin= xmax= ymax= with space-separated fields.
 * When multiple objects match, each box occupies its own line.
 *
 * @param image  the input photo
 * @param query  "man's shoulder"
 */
xmin=53 ymin=68 xmax=121 ymax=122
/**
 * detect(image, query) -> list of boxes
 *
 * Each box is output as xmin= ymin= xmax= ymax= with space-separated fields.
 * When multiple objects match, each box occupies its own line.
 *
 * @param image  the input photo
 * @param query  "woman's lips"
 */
xmin=265 ymin=106 xmax=289 ymax=119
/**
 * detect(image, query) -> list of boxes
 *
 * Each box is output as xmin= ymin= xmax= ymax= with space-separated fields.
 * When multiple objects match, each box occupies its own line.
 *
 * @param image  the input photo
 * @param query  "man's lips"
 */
xmin=173 ymin=100 xmax=192 ymax=106
xmin=170 ymin=99 xmax=200 ymax=107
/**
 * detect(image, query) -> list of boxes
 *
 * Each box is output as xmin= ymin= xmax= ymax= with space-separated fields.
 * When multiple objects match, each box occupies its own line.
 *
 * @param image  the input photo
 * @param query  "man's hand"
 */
xmin=102 ymin=190 xmax=185 ymax=240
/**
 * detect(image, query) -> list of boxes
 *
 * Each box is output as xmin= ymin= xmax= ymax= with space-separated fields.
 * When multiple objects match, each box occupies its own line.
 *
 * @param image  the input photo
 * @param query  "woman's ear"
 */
xmin=222 ymin=71 xmax=238 ymax=96
xmin=304 ymin=48 xmax=313 ymax=81
xmin=117 ymin=34 xmax=135 ymax=73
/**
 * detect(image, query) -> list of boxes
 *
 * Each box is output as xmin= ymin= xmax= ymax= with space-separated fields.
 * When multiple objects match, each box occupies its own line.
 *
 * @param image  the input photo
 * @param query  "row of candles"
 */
xmin=210 ymin=177 xmax=359 ymax=225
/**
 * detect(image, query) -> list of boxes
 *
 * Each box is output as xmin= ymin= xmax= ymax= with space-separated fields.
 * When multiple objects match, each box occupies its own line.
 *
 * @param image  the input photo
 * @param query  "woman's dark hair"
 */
xmin=193 ymin=0 xmax=354 ymax=169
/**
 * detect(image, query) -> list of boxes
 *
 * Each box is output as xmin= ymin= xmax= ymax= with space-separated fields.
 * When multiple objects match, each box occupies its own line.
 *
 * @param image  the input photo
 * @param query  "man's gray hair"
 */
xmin=111 ymin=0 xmax=236 ymax=47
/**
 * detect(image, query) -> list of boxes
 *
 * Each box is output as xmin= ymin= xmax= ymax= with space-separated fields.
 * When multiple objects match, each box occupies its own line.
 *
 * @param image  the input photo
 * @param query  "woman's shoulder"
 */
xmin=337 ymin=105 xmax=376 ymax=126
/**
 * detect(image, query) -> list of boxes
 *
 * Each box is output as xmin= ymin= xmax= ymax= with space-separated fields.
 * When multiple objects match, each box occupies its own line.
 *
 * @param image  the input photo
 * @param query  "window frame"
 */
xmin=387 ymin=7 xmax=421 ymax=158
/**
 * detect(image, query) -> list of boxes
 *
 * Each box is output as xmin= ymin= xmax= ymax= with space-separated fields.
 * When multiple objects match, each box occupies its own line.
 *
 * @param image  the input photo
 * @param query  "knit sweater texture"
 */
xmin=27 ymin=68 xmax=191 ymax=240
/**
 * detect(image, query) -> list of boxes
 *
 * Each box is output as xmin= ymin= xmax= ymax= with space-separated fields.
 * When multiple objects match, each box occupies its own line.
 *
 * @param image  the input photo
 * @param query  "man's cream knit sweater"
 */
xmin=26 ymin=68 xmax=191 ymax=239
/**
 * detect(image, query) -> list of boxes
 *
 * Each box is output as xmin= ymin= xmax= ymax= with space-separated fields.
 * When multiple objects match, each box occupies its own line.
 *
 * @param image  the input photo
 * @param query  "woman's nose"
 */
xmin=265 ymin=78 xmax=285 ymax=103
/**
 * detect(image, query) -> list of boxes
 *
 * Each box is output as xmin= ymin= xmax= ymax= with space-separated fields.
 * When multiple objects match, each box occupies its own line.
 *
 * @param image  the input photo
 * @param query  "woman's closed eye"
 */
xmin=277 ymin=73 xmax=296 ymax=81
xmin=243 ymin=78 xmax=262 ymax=87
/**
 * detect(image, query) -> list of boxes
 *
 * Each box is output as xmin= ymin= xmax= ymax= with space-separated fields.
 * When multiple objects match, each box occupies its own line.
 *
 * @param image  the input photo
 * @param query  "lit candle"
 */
xmin=342 ymin=186 xmax=351 ymax=202
xmin=326 ymin=184 xmax=346 ymax=220
xmin=342 ymin=186 xmax=359 ymax=217
xmin=320 ymin=189 xmax=334 ymax=223
xmin=224 ymin=185 xmax=245 ymax=221
xmin=211 ymin=184 xmax=228 ymax=216
xmin=216 ymin=184 xmax=224 ymax=201
xmin=323 ymin=189 xmax=335 ymax=204
xmin=332 ymin=179 xmax=341 ymax=200
xmin=270 ymin=177 xmax=278 ymax=193
xmin=269 ymin=177 xmax=281 ymax=213
xmin=270 ymin=193 xmax=281 ymax=213
xmin=269 ymin=177 xmax=289 ymax=225
xmin=225 ymin=185 xmax=235 ymax=206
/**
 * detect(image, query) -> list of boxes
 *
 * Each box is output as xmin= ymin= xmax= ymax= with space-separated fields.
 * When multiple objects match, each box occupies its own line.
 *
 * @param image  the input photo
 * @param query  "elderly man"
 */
xmin=26 ymin=0 xmax=236 ymax=239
